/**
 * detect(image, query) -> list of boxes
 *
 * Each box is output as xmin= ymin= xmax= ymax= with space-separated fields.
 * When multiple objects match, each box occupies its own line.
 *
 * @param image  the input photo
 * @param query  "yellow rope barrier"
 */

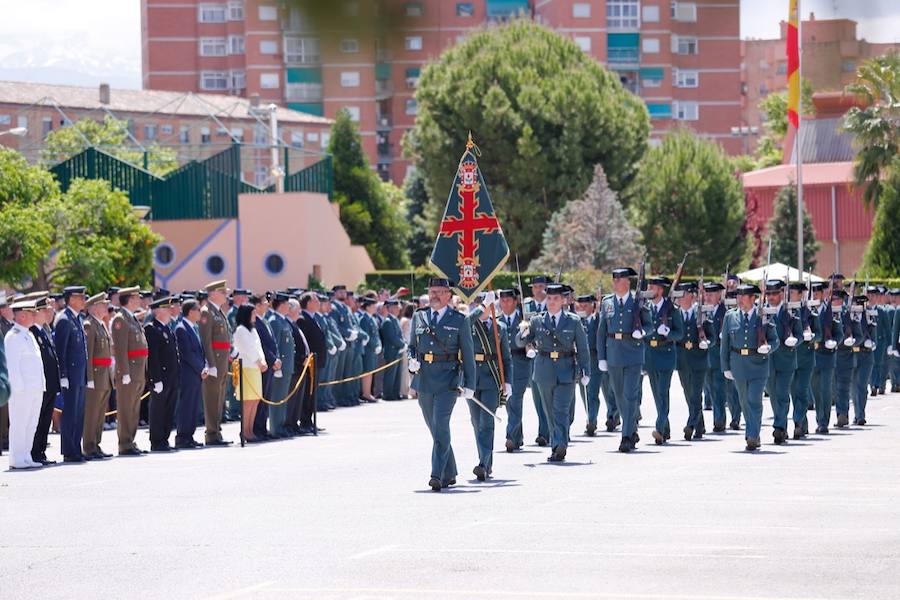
xmin=318 ymin=357 xmax=403 ymax=387
xmin=236 ymin=355 xmax=314 ymax=406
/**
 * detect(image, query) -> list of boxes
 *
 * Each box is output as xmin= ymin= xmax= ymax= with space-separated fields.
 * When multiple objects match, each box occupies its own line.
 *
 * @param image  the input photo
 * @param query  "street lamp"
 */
xmin=730 ymin=125 xmax=759 ymax=155
xmin=132 ymin=205 xmax=151 ymax=220
xmin=0 ymin=127 xmax=28 ymax=137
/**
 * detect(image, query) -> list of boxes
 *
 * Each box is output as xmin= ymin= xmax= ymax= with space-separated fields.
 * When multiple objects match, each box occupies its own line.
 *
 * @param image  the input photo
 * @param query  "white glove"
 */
xmin=526 ymin=348 xmax=537 ymax=359
xmin=699 ymin=339 xmax=710 ymax=350
xmin=580 ymin=375 xmax=590 ymax=386
xmin=888 ymin=345 xmax=894 ymax=355
xmin=757 ymin=344 xmax=770 ymax=355
xmin=208 ymin=367 xmax=218 ymax=378
xmin=60 ymin=377 xmax=69 ymax=389
xmin=863 ymin=339 xmax=875 ymax=349
xmin=803 ymin=330 xmax=814 ymax=342
xmin=274 ymin=369 xmax=283 ymax=378
xmin=375 ymin=345 xmax=382 ymax=355
xmin=518 ymin=321 xmax=530 ymax=334
xmin=724 ymin=370 xmax=734 ymax=381
xmin=400 ymin=343 xmax=408 ymax=353
xmin=201 ymin=367 xmax=209 ymax=377
xmin=338 ymin=340 xmax=347 ymax=351
xmin=86 ymin=380 xmax=95 ymax=389
xmin=408 ymin=358 xmax=421 ymax=373
xmin=843 ymin=337 xmax=855 ymax=347
xmin=328 ymin=346 xmax=337 ymax=355
xmin=483 ymin=291 xmax=496 ymax=305
xmin=785 ymin=336 xmax=799 ymax=348
xmin=825 ymin=339 xmax=838 ymax=350
xmin=631 ymin=329 xmax=644 ymax=340
xmin=348 ymin=330 xmax=358 ymax=342
xmin=462 ymin=388 xmax=475 ymax=399
xmin=122 ymin=374 xmax=132 ymax=385
xmin=598 ymin=359 xmax=608 ymax=372
xmin=503 ymin=383 xmax=513 ymax=398
xmin=892 ymin=349 xmax=900 ymax=358
xmin=153 ymin=382 xmax=163 ymax=393
xmin=656 ymin=324 xmax=670 ymax=336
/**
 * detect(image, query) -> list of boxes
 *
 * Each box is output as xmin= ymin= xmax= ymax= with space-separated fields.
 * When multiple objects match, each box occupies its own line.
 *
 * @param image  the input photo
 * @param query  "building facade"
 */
xmin=141 ymin=0 xmax=742 ymax=183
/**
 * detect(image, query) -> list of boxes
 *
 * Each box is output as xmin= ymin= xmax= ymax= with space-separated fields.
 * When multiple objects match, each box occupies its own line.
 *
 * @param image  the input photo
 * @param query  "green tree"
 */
xmin=329 ymin=109 xmax=409 ymax=268
xmin=844 ymin=50 xmax=900 ymax=208
xmin=754 ymin=78 xmax=815 ymax=169
xmin=766 ymin=183 xmax=820 ymax=271
xmin=863 ymin=159 xmax=900 ymax=276
xmin=403 ymin=168 xmax=435 ymax=267
xmin=531 ymin=165 xmax=643 ymax=273
xmin=405 ymin=19 xmax=649 ymax=264
xmin=626 ymin=128 xmax=749 ymax=273
xmin=41 ymin=115 xmax=179 ymax=176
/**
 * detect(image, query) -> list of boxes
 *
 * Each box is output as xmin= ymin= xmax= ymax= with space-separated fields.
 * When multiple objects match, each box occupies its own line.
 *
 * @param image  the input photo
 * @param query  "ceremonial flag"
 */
xmin=429 ymin=134 xmax=509 ymax=303
xmin=786 ymin=0 xmax=800 ymax=128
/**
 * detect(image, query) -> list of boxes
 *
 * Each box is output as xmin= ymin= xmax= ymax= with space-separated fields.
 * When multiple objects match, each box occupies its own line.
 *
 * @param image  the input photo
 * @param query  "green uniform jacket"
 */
xmin=267 ymin=312 xmax=296 ymax=379
xmin=408 ymin=307 xmax=476 ymax=394
xmin=517 ymin=310 xmax=590 ymax=384
xmin=644 ymin=299 xmax=685 ymax=372
xmin=720 ymin=308 xmax=780 ymax=380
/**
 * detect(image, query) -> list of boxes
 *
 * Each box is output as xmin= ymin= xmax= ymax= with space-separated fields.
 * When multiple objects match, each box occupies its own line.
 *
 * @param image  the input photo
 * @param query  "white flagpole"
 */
xmin=796 ymin=0 xmax=805 ymax=275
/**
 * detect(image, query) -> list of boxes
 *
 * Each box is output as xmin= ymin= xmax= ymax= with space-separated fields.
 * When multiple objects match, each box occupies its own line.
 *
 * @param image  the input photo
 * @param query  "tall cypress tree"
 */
xmin=767 ymin=184 xmax=820 ymax=272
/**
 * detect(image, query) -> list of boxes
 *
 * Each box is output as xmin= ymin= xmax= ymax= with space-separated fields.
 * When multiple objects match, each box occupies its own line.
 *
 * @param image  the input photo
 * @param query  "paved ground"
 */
xmin=1 ymin=377 xmax=899 ymax=600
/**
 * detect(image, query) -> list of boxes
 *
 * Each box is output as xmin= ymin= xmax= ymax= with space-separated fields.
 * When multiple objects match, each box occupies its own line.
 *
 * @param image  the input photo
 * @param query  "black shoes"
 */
xmin=535 ymin=436 xmax=548 ymax=447
xmin=745 ymin=437 xmax=761 ymax=451
xmin=773 ymin=428 xmax=787 ymax=445
xmin=63 ymin=455 xmax=85 ymax=463
xmin=618 ymin=438 xmax=633 ymax=453
xmin=683 ymin=426 xmax=694 ymax=441
xmin=473 ymin=465 xmax=487 ymax=481
xmin=118 ymin=448 xmax=147 ymax=456
xmin=729 ymin=421 xmax=741 ymax=431
xmin=651 ymin=430 xmax=664 ymax=445
xmin=429 ymin=477 xmax=442 ymax=492
xmin=585 ymin=423 xmax=597 ymax=437
xmin=505 ymin=439 xmax=515 ymax=453
xmin=549 ymin=446 xmax=566 ymax=462
xmin=605 ymin=417 xmax=616 ymax=432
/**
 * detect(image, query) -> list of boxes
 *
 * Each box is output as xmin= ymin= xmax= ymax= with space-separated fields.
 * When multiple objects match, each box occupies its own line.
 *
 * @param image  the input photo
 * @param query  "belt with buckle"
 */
xmin=419 ymin=352 xmax=457 ymax=363
xmin=539 ymin=350 xmax=574 ymax=360
xmin=852 ymin=346 xmax=861 ymax=353
xmin=679 ymin=341 xmax=694 ymax=350
xmin=608 ymin=333 xmax=626 ymax=340
xmin=474 ymin=353 xmax=487 ymax=362
xmin=732 ymin=348 xmax=752 ymax=356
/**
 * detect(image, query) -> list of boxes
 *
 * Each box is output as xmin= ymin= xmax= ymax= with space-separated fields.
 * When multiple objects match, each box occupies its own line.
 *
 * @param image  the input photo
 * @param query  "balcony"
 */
xmin=376 ymin=114 xmax=392 ymax=131
xmin=375 ymin=79 xmax=393 ymax=100
xmin=285 ymin=83 xmax=323 ymax=103
xmin=283 ymin=36 xmax=320 ymax=66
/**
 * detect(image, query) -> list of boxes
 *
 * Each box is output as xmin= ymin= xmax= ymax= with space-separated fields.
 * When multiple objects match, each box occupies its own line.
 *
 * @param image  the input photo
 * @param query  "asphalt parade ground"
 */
xmin=2 ymin=378 xmax=899 ymax=600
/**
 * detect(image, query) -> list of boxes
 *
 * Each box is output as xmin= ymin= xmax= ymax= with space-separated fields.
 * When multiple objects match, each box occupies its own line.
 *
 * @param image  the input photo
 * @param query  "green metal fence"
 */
xmin=49 ymin=143 xmax=333 ymax=221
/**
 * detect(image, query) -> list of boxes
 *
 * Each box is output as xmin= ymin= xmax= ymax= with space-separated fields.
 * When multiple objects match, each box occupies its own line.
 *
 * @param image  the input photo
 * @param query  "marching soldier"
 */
xmin=380 ymin=299 xmax=406 ymax=401
xmin=111 ymin=287 xmax=149 ymax=455
xmin=523 ymin=275 xmax=550 ymax=446
xmin=851 ymin=292 xmax=877 ymax=425
xmin=788 ymin=282 xmax=819 ymax=438
xmin=889 ymin=289 xmax=900 ymax=392
xmin=643 ymin=277 xmax=684 ymax=444
xmin=518 ymin=283 xmax=590 ymax=461
xmin=199 ymin=280 xmax=233 ymax=446
xmin=703 ymin=282 xmax=730 ymax=432
xmin=54 ymin=286 xmax=89 ymax=462
xmin=872 ymin=286 xmax=891 ymax=396
xmin=676 ymin=281 xmax=712 ymax=441
xmin=145 ymin=296 xmax=181 ymax=452
xmin=834 ymin=289 xmax=858 ymax=428
xmin=720 ymin=283 xmax=779 ymax=451
xmin=575 ymin=293 xmax=604 ymax=437
xmin=467 ymin=292 xmax=511 ymax=480
xmin=597 ymin=267 xmax=650 ymax=452
xmin=407 ymin=277 xmax=476 ymax=492
xmin=812 ymin=287 xmax=844 ymax=433
xmin=4 ymin=300 xmax=44 ymax=469
xmin=764 ymin=280 xmax=802 ymax=445
xmin=30 ymin=295 xmax=60 ymax=465
xmin=497 ymin=289 xmax=530 ymax=451
xmin=723 ymin=274 xmax=742 ymax=429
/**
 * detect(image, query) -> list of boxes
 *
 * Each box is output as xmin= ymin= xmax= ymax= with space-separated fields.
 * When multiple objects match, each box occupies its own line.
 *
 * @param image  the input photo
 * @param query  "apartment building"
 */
xmin=142 ymin=0 xmax=742 ymax=183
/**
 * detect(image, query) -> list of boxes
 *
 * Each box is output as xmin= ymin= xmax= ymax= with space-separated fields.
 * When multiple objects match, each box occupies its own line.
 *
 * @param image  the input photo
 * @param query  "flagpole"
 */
xmin=796 ymin=0 xmax=805 ymax=276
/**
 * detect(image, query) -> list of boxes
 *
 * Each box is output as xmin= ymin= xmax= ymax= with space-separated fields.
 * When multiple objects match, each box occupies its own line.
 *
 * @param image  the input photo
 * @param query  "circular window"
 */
xmin=154 ymin=243 xmax=176 ymax=267
xmin=264 ymin=253 xmax=285 ymax=275
xmin=205 ymin=254 xmax=225 ymax=276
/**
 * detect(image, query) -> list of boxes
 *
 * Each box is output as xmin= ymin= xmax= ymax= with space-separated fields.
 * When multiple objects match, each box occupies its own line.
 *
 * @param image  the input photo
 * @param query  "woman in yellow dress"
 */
xmin=233 ymin=304 xmax=267 ymax=442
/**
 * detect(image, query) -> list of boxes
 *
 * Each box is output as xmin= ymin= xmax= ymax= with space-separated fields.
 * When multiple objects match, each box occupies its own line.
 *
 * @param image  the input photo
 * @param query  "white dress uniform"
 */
xmin=5 ymin=322 xmax=46 ymax=468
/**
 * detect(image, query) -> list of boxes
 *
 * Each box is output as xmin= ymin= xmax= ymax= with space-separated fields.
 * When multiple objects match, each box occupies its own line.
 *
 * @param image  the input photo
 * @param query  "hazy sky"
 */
xmin=0 ymin=0 xmax=897 ymax=89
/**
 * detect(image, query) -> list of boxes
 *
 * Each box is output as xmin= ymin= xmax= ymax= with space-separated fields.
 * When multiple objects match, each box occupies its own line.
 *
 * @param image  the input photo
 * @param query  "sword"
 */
xmin=460 ymin=390 xmax=502 ymax=421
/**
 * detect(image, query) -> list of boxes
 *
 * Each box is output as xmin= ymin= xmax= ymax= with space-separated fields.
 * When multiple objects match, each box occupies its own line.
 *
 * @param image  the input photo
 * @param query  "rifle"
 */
xmin=632 ymin=259 xmax=647 ymax=333
xmin=515 ymin=253 xmax=528 ymax=321
xmin=697 ymin=268 xmax=707 ymax=342
xmin=723 ymin=262 xmax=736 ymax=307
xmin=822 ymin=272 xmax=836 ymax=341
xmin=757 ymin=237 xmax=773 ymax=347
xmin=844 ymin=272 xmax=858 ymax=340
xmin=659 ymin=253 xmax=687 ymax=326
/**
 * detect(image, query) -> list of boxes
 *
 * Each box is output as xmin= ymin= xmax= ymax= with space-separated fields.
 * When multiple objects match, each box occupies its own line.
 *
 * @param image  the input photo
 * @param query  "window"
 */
xmin=642 ymin=77 xmax=661 ymax=88
xmin=574 ymin=36 xmax=591 ymax=52
xmin=607 ymin=0 xmax=639 ymax=28
xmin=254 ymin=165 xmax=269 ymax=186
xmin=200 ymin=37 xmax=227 ymax=57
xmin=259 ymin=40 xmax=278 ymax=54
xmin=17 ymin=116 xmax=27 ymax=130
xmin=405 ymin=36 xmax=423 ymax=51
xmin=227 ymin=1 xmax=243 ymax=20
xmin=776 ymin=62 xmax=787 ymax=75
xmin=41 ymin=117 xmax=53 ymax=136
xmin=405 ymin=2 xmax=423 ymax=16
xmin=290 ymin=132 xmax=304 ymax=148
xmin=340 ymin=71 xmax=360 ymax=87
xmin=285 ymin=83 xmax=322 ymax=102
xmin=0 ymin=114 xmax=10 ymax=125
xmin=254 ymin=125 xmax=268 ymax=145
xmin=260 ymin=73 xmax=280 ymax=89
xmin=674 ymin=2 xmax=696 ymax=22
xmin=642 ymin=38 xmax=660 ymax=53
xmin=231 ymin=128 xmax=244 ymax=141
xmin=842 ymin=59 xmax=856 ymax=73
xmin=258 ymin=5 xmax=277 ymax=20
xmin=320 ymin=132 xmax=330 ymax=148
xmin=405 ymin=98 xmax=417 ymax=115
xmin=179 ymin=126 xmax=190 ymax=144
xmin=216 ymin=126 xmax=229 ymax=137
xmin=264 ymin=253 xmax=285 ymax=275
xmin=205 ymin=255 xmax=225 ymax=276
xmin=573 ymin=3 xmax=591 ymax=17
xmin=344 ymin=106 xmax=361 ymax=121
xmin=643 ymin=5 xmax=660 ymax=22
xmin=284 ymin=36 xmax=320 ymax=64
xmin=456 ymin=2 xmax=474 ymax=17
xmin=674 ymin=101 xmax=699 ymax=121
xmin=228 ymin=35 xmax=245 ymax=55
xmin=154 ymin=244 xmax=176 ymax=267
xmin=670 ymin=1 xmax=677 ymax=17
xmin=201 ymin=127 xmax=211 ymax=144
xmin=675 ymin=36 xmax=698 ymax=55
xmin=759 ymin=59 xmax=769 ymax=70
xmin=160 ymin=124 xmax=173 ymax=135
xmin=230 ymin=69 xmax=246 ymax=90
xmin=675 ymin=69 xmax=699 ymax=87
xmin=198 ymin=3 xmax=226 ymax=22
xmin=405 ymin=67 xmax=420 ymax=88
xmin=340 ymin=38 xmax=359 ymax=53
xmin=306 ymin=132 xmax=319 ymax=142
xmin=200 ymin=71 xmax=228 ymax=90
xmin=144 ymin=124 xmax=157 ymax=140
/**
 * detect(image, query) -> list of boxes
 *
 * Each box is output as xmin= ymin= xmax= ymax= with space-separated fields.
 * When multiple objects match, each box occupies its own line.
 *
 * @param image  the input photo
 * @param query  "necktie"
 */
xmin=652 ymin=305 xmax=658 ymax=319
xmin=551 ymin=315 xmax=557 ymax=328
xmin=432 ymin=311 xmax=439 ymax=325
xmin=619 ymin=299 xmax=624 ymax=311
xmin=742 ymin=313 xmax=749 ymax=328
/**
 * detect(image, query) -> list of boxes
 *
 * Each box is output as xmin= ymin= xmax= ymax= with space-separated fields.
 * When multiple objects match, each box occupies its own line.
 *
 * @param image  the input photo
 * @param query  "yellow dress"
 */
xmin=239 ymin=365 xmax=262 ymax=401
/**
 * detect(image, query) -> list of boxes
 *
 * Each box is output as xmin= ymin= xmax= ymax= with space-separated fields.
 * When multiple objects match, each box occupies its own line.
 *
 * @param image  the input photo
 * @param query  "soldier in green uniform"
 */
xmin=517 ymin=284 xmax=590 ymax=461
xmin=834 ymin=290 xmax=859 ymax=428
xmin=720 ymin=283 xmax=779 ymax=451
xmin=379 ymin=299 xmax=406 ymax=401
xmin=497 ymin=288 xmax=530 ymax=451
xmin=764 ymin=279 xmax=802 ymax=445
xmin=703 ymin=282 xmax=729 ymax=432
xmin=597 ymin=268 xmax=651 ymax=453
xmin=676 ymin=281 xmax=713 ymax=441
xmin=871 ymin=286 xmax=891 ymax=396
xmin=643 ymin=276 xmax=684 ymax=444
xmin=851 ymin=292 xmax=877 ymax=425
xmin=522 ymin=275 xmax=550 ymax=446
xmin=787 ymin=282 xmax=819 ymax=438
xmin=723 ymin=274 xmax=742 ymax=429
xmin=199 ymin=280 xmax=233 ymax=446
xmin=407 ymin=277 xmax=476 ymax=492
xmin=575 ymin=293 xmax=605 ymax=437
xmin=812 ymin=288 xmax=844 ymax=433
xmin=267 ymin=292 xmax=296 ymax=437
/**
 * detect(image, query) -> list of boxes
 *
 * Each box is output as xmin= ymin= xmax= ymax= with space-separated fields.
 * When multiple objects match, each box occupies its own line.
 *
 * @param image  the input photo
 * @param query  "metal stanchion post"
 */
xmin=238 ymin=359 xmax=245 ymax=448
xmin=312 ymin=354 xmax=318 ymax=437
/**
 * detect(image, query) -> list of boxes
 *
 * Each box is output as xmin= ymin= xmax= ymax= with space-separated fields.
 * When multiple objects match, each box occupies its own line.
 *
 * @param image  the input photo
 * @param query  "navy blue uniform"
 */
xmin=54 ymin=307 xmax=88 ymax=458
xmin=145 ymin=319 xmax=181 ymax=449
xmin=175 ymin=319 xmax=205 ymax=446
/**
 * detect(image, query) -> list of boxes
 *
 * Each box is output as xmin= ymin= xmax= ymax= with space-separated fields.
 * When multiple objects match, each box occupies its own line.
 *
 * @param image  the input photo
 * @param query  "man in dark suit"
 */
xmin=174 ymin=299 xmax=206 ymax=448
xmin=253 ymin=293 xmax=278 ymax=439
xmin=144 ymin=296 xmax=181 ymax=452
xmin=53 ymin=286 xmax=89 ymax=463
xmin=30 ymin=295 xmax=61 ymax=465
xmin=296 ymin=292 xmax=326 ymax=432
xmin=286 ymin=296 xmax=311 ymax=434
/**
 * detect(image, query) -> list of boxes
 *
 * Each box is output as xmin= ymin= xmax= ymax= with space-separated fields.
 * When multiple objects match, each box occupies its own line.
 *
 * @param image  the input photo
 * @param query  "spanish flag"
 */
xmin=786 ymin=0 xmax=800 ymax=128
